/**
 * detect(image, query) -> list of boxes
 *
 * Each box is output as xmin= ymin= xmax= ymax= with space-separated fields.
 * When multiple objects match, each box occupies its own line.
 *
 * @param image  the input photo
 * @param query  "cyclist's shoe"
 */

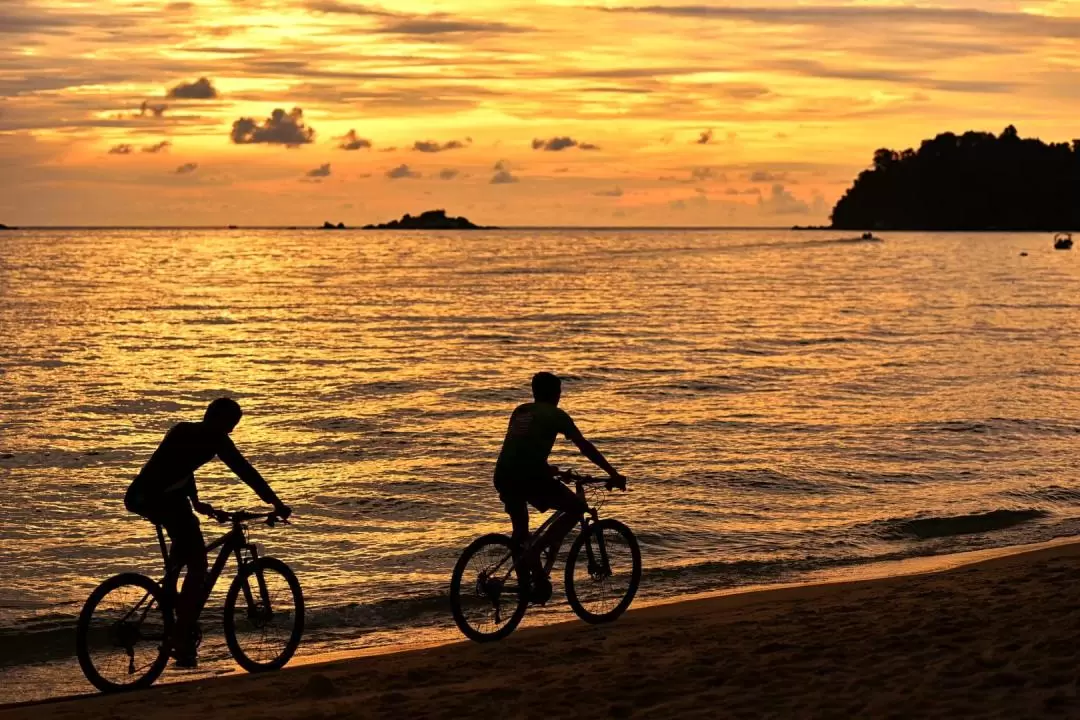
xmin=170 ymin=626 xmax=201 ymax=668
xmin=170 ymin=645 xmax=198 ymax=669
xmin=529 ymin=576 xmax=553 ymax=606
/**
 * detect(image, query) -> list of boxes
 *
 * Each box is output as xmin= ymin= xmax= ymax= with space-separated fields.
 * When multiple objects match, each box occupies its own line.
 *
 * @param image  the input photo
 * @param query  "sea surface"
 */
xmin=2 ymin=228 xmax=1079 ymax=702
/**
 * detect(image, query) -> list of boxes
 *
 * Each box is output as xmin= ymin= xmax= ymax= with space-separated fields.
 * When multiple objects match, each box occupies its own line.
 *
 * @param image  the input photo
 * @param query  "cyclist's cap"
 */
xmin=205 ymin=397 xmax=242 ymax=426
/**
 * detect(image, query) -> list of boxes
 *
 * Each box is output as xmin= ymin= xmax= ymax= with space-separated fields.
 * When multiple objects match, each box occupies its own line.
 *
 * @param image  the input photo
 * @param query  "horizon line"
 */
xmin=1 ymin=225 xmax=816 ymax=231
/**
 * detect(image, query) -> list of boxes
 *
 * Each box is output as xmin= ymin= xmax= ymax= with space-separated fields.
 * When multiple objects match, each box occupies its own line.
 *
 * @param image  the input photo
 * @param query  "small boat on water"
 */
xmin=1054 ymin=232 xmax=1073 ymax=250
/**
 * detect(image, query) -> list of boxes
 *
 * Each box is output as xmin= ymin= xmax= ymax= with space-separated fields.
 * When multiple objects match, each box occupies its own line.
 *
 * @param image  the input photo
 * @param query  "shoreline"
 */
xmin=6 ymin=534 xmax=1080 ymax=717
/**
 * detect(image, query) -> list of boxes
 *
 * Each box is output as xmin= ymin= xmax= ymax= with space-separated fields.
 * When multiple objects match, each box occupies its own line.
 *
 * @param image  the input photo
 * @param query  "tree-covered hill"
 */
xmin=831 ymin=126 xmax=1079 ymax=231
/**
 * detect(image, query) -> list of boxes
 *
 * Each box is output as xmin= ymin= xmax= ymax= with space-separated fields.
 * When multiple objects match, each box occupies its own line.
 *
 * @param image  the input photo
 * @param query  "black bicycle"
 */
xmin=75 ymin=508 xmax=304 ymax=693
xmin=449 ymin=469 xmax=641 ymax=642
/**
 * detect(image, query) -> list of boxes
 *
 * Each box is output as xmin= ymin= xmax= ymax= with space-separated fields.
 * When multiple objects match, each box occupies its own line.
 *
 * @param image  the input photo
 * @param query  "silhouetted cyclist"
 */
xmin=124 ymin=397 xmax=291 ymax=667
xmin=494 ymin=372 xmax=624 ymax=603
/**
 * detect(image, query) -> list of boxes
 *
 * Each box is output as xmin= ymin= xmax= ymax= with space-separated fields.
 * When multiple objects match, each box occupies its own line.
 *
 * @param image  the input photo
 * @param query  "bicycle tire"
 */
xmin=450 ymin=533 xmax=528 ymax=642
xmin=223 ymin=557 xmax=304 ymax=673
xmin=76 ymin=573 xmax=172 ymax=693
xmin=564 ymin=519 xmax=642 ymax=624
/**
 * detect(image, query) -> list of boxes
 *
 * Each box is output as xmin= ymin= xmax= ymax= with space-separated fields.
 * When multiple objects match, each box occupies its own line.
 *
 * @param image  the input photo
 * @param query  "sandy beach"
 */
xmin=5 ymin=541 xmax=1080 ymax=720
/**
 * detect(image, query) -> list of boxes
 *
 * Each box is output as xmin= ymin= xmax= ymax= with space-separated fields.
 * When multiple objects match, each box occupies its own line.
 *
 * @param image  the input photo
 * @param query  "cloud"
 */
xmin=107 ymin=144 xmax=134 ymax=155
xmin=696 ymin=129 xmax=713 ymax=145
xmin=690 ymin=167 xmax=724 ymax=182
xmin=304 ymin=1 xmax=396 ymax=16
xmin=749 ymin=170 xmax=788 ymax=182
xmin=669 ymin=194 xmax=709 ymax=211
xmin=167 ymin=77 xmax=219 ymax=99
xmin=598 ymin=5 xmax=1080 ymax=40
xmin=337 ymin=129 xmax=372 ymax=150
xmin=531 ymin=136 xmax=599 ymax=152
xmin=386 ymin=163 xmax=420 ymax=179
xmin=142 ymin=140 xmax=171 ymax=153
xmin=304 ymin=3 xmax=528 ymax=34
xmin=379 ymin=18 xmax=528 ymax=35
xmin=594 ymin=186 xmax=624 ymax=197
xmin=491 ymin=160 xmax=518 ymax=184
xmin=175 ymin=162 xmax=198 ymax=174
xmin=438 ymin=168 xmax=460 ymax=180
xmin=306 ymin=162 xmax=332 ymax=177
xmin=230 ymin=108 xmax=315 ymax=147
xmin=758 ymin=184 xmax=809 ymax=215
xmin=766 ymin=58 xmax=1018 ymax=94
xmin=412 ymin=138 xmax=469 ymax=153
xmin=139 ymin=101 xmax=167 ymax=118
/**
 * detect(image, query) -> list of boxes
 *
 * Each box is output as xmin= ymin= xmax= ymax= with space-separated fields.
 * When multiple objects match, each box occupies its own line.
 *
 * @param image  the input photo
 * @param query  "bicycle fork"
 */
xmin=581 ymin=510 xmax=611 ymax=580
xmin=237 ymin=544 xmax=273 ymax=623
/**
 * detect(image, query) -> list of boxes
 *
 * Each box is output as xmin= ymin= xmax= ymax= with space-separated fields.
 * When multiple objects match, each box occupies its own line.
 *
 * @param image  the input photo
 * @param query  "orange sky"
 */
xmin=2 ymin=0 xmax=1078 ymax=226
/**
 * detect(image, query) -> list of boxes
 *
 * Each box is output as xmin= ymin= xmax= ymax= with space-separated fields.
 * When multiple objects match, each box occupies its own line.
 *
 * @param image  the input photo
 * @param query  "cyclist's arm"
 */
xmin=217 ymin=437 xmax=287 ymax=512
xmin=563 ymin=418 xmax=620 ymax=478
xmin=187 ymin=480 xmax=215 ymax=516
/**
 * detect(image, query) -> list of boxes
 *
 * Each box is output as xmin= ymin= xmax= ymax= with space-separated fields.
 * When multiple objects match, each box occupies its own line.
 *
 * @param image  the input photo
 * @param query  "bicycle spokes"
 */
xmin=586 ymin=531 xmax=613 ymax=580
xmin=571 ymin=525 xmax=633 ymax=616
xmin=79 ymin=579 xmax=170 ymax=690
xmin=457 ymin=542 xmax=522 ymax=637
xmin=225 ymin=563 xmax=299 ymax=667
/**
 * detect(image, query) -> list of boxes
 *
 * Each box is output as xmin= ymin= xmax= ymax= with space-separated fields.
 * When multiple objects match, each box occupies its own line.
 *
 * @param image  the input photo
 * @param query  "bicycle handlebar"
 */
xmin=554 ymin=468 xmax=628 ymax=492
xmin=200 ymin=507 xmax=290 ymax=526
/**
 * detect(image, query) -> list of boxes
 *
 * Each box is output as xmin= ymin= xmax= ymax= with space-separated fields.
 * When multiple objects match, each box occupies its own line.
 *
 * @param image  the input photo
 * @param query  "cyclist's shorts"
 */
xmin=499 ymin=477 xmax=583 ymax=514
xmin=126 ymin=488 xmax=205 ymax=563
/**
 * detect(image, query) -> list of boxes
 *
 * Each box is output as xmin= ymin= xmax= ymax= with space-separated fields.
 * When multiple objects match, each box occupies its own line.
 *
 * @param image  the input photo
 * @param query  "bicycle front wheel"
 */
xmin=565 ymin=519 xmax=642 ymax=624
xmin=223 ymin=557 xmax=304 ymax=673
xmin=76 ymin=573 xmax=172 ymax=693
xmin=450 ymin=533 xmax=528 ymax=642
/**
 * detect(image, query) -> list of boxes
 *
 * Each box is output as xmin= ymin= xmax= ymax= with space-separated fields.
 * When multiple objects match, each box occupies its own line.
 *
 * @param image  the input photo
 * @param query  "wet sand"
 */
xmin=6 ymin=541 xmax=1080 ymax=719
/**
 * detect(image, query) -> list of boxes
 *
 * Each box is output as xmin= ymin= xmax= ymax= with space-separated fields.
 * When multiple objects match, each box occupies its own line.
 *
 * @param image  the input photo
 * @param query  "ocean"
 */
xmin=2 ymin=227 xmax=1079 ymax=702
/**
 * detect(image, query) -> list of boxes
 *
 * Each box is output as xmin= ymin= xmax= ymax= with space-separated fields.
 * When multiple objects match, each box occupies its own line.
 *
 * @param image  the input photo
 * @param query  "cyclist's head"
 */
xmin=204 ymin=397 xmax=243 ymax=433
xmin=531 ymin=372 xmax=561 ymax=405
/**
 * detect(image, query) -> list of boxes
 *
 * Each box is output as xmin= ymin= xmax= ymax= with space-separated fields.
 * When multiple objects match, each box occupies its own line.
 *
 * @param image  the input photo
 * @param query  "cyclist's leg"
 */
xmin=502 ymin=495 xmax=530 ymax=551
xmin=533 ymin=482 xmax=588 ymax=552
xmin=160 ymin=506 xmax=207 ymax=659
xmin=499 ymin=489 xmax=538 ymax=583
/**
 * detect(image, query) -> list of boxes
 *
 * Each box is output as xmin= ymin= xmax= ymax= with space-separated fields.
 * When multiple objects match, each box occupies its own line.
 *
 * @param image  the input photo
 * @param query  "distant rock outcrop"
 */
xmin=363 ymin=209 xmax=489 ymax=230
xmin=322 ymin=221 xmax=347 ymax=229
xmin=831 ymin=126 xmax=1080 ymax=231
xmin=0 ymin=223 xmax=11 ymax=230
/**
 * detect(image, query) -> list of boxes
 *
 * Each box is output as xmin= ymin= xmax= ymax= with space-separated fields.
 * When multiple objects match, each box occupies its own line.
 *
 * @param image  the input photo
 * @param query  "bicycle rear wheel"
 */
xmin=76 ymin=573 xmax=171 ymax=693
xmin=223 ymin=557 xmax=304 ymax=673
xmin=450 ymin=533 xmax=528 ymax=642
xmin=565 ymin=519 xmax=642 ymax=624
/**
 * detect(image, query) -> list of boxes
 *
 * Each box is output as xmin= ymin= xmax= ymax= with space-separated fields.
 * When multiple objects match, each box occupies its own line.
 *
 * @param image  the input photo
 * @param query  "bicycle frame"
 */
xmin=155 ymin=520 xmax=265 ymax=618
xmin=492 ymin=479 xmax=603 ymax=583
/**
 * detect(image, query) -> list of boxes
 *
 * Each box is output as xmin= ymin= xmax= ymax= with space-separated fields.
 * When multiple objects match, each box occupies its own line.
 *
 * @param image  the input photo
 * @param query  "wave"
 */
xmin=878 ymin=509 xmax=1048 ymax=540
xmin=1001 ymin=485 xmax=1080 ymax=505
xmin=909 ymin=418 xmax=1079 ymax=437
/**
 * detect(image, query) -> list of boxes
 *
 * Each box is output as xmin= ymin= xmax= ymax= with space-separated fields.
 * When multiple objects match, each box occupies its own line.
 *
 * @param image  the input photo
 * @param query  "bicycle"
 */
xmin=75 ymin=508 xmax=304 ymax=693
xmin=449 ymin=469 xmax=642 ymax=642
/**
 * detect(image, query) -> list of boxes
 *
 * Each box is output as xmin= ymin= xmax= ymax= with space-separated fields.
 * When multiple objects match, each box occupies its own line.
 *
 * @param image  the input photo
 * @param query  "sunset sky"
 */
xmin=2 ymin=0 xmax=1078 ymax=226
